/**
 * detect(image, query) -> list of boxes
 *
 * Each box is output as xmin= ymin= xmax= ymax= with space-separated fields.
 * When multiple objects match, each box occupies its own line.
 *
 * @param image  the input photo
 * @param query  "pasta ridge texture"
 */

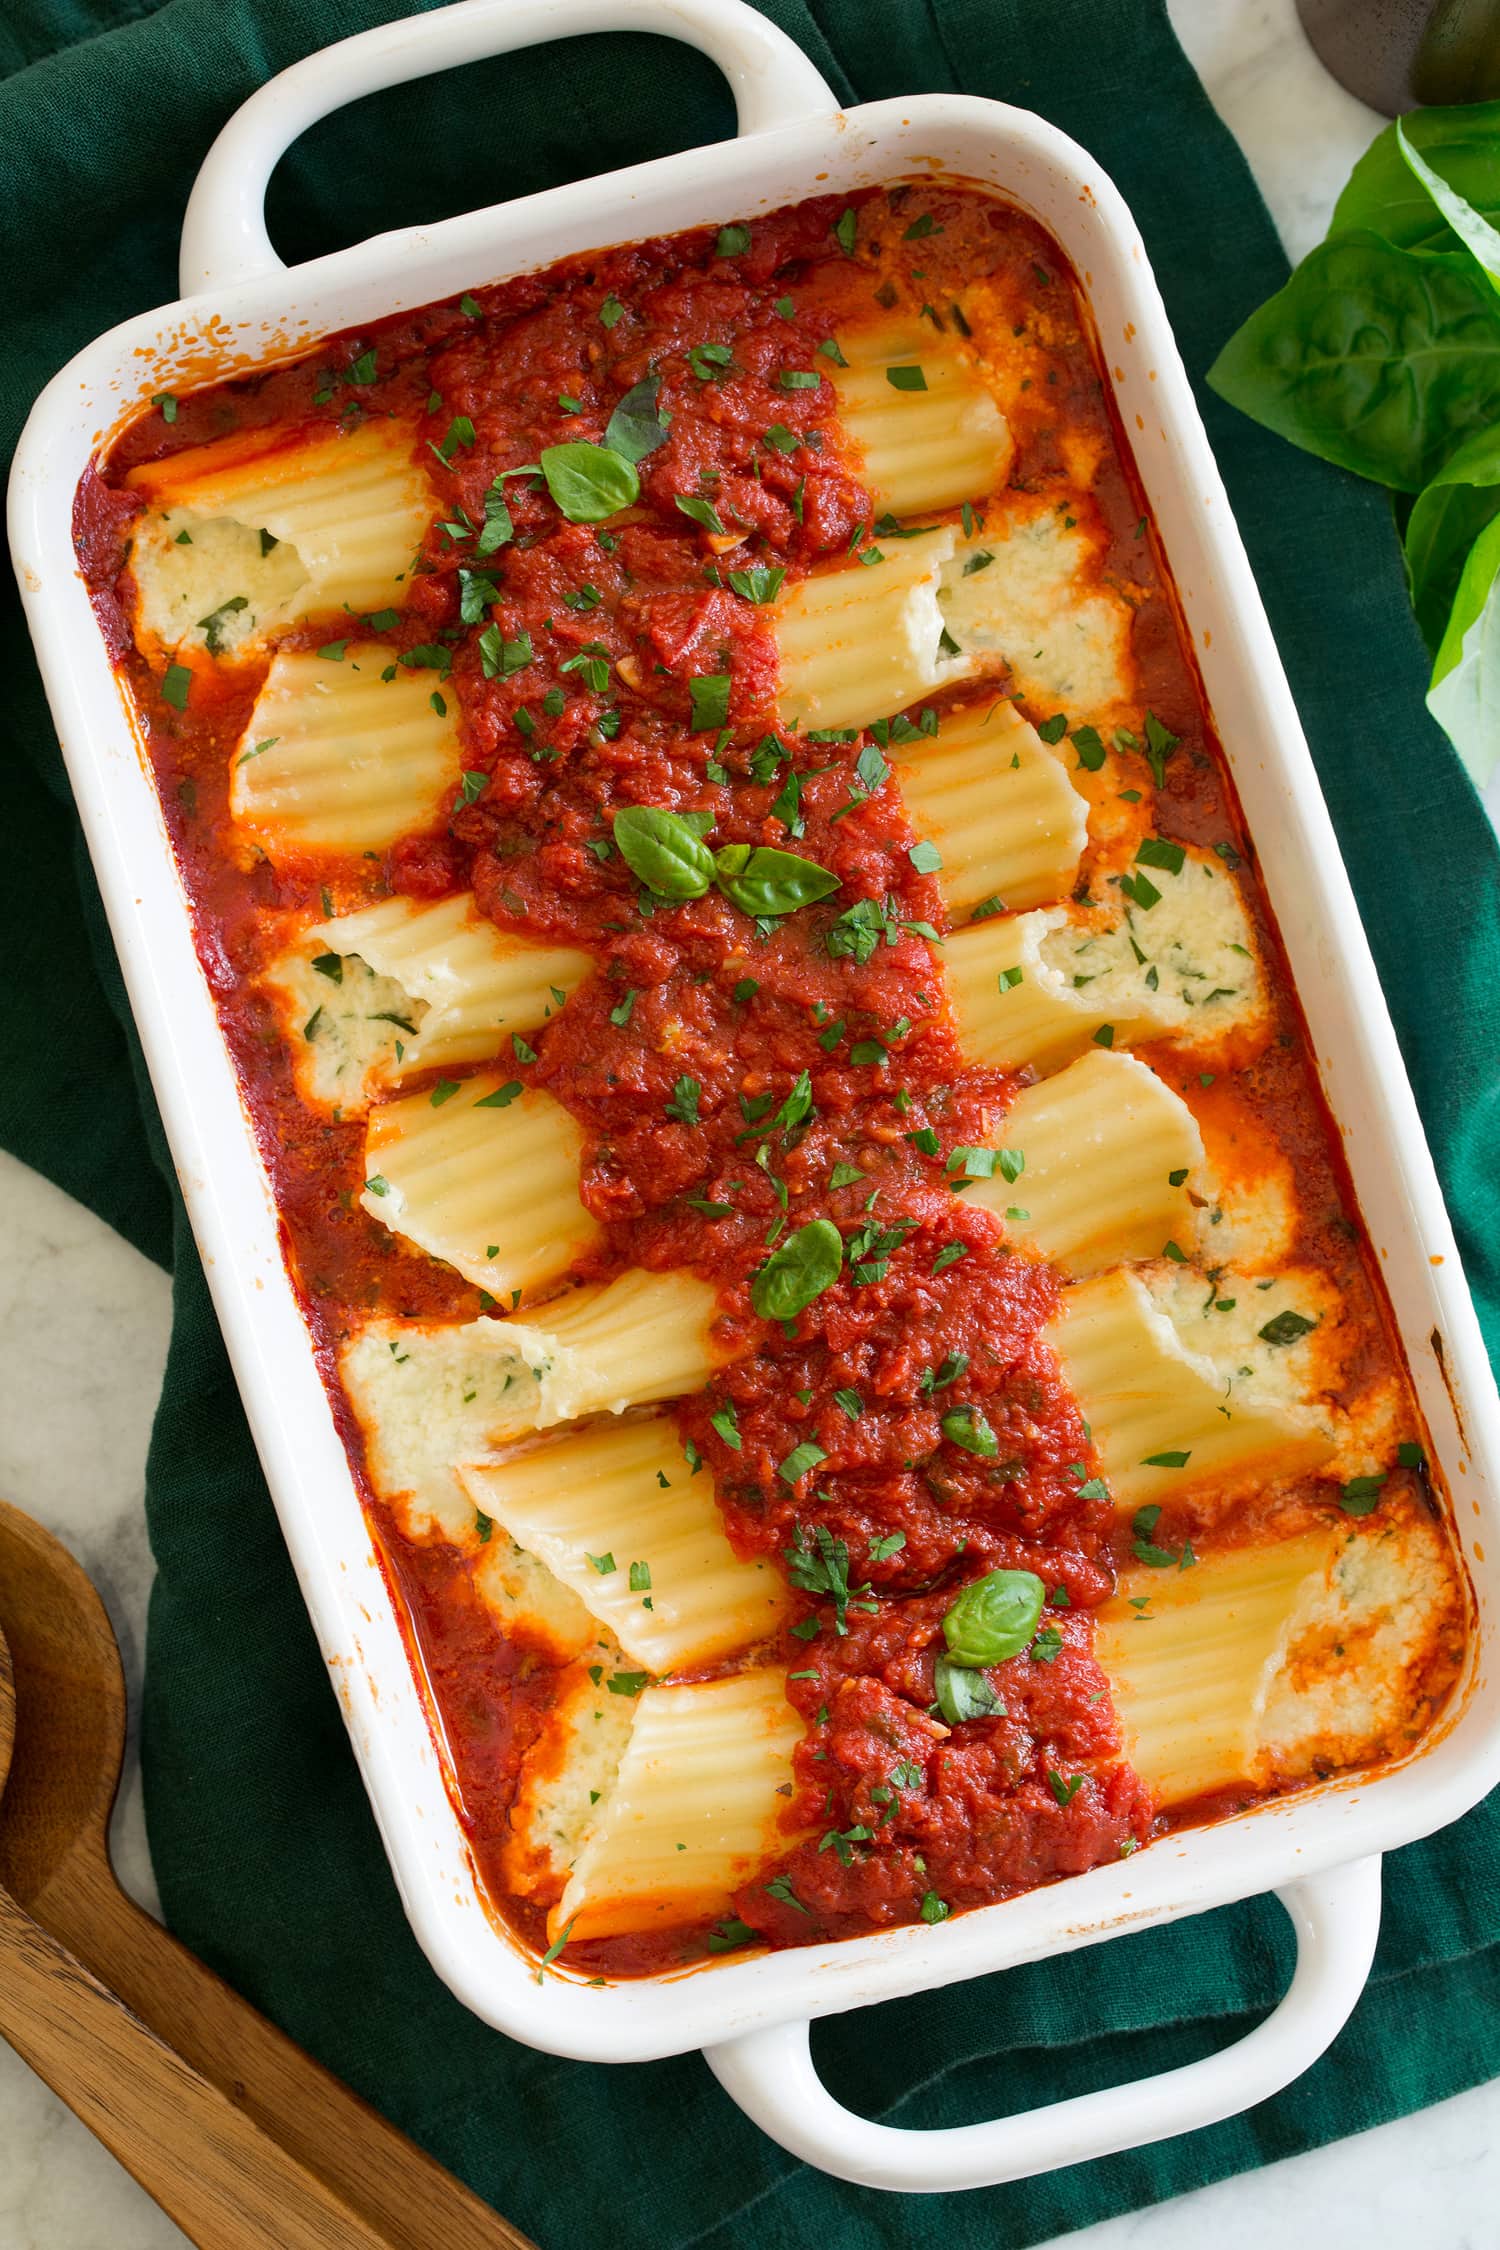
xmin=127 ymin=418 xmax=432 ymax=658
xmin=967 ymin=1047 xmax=1202 ymax=1275
xmin=360 ymin=1075 xmax=601 ymax=1298
xmin=231 ymin=645 xmax=460 ymax=855
xmin=1046 ymin=1266 xmax=1335 ymax=1509
xmin=457 ymin=1413 xmax=789 ymax=1672
xmin=829 ymin=318 xmax=1014 ymax=515
xmin=551 ymin=1669 xmax=807 ymax=1942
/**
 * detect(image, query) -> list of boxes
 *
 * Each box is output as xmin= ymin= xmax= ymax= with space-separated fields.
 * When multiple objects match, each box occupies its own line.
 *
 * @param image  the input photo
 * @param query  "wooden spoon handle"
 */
xmin=0 ymin=1884 xmax=430 ymax=2249
xmin=45 ymin=1864 xmax=537 ymax=2250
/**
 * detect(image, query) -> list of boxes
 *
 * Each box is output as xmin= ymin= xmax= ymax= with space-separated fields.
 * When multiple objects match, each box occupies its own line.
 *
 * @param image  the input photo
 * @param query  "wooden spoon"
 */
xmin=0 ymin=1498 xmax=536 ymax=2250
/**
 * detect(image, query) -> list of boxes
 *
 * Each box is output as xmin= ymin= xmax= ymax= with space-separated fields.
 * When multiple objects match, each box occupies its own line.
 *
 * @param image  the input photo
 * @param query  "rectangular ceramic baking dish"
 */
xmin=12 ymin=0 xmax=1500 ymax=2194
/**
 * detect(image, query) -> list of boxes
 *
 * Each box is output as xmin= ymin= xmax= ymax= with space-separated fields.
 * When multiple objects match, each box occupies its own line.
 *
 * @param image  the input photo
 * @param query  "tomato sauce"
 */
xmin=77 ymin=180 xmax=1449 ymax=1979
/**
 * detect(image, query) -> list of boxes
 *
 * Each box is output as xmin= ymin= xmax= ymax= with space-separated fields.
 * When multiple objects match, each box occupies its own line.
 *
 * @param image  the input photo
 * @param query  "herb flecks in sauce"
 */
xmin=86 ymin=179 xmax=1453 ymax=1983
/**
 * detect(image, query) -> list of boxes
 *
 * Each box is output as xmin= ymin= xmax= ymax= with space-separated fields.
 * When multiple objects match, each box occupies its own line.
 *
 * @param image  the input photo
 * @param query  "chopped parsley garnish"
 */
xmin=676 ymin=492 xmax=728 ymax=534
xmin=1259 ymin=1309 xmax=1317 ymax=1346
xmin=1143 ymin=710 xmax=1179 ymax=787
xmin=665 ymin=1075 xmax=702 ymax=1125
xmin=535 ymin=1917 xmax=576 ymax=1982
xmin=1340 ymin=1473 xmax=1388 ymax=1517
xmin=940 ymin=1406 xmax=999 ymax=1458
xmin=784 ymin=1522 xmax=874 ymax=1633
xmin=689 ymin=673 xmax=732 ymax=732
xmin=728 ymin=565 xmax=787 ymax=603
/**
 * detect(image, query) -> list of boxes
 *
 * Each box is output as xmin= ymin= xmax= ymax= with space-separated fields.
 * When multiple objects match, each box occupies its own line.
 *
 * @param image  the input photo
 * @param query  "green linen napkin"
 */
xmin=4 ymin=2 xmax=1499 ymax=2241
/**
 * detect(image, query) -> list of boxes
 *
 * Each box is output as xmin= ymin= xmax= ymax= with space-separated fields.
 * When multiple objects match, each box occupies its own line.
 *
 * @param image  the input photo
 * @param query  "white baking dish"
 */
xmin=11 ymin=0 xmax=1500 ymax=2193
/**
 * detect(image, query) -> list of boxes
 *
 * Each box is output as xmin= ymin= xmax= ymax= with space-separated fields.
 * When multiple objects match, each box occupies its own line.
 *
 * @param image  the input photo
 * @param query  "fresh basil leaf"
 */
xmin=539 ymin=441 xmax=640 ymax=521
xmin=1208 ymin=232 xmax=1500 ymax=492
xmin=941 ymin=1569 xmax=1046 ymax=1666
xmin=1403 ymin=419 xmax=1500 ymax=650
xmin=750 ymin=1216 xmax=843 ymax=1320
xmin=611 ymin=806 xmax=717 ymax=898
xmin=933 ymin=1656 xmax=1004 ymax=1726
xmin=713 ymin=844 xmax=839 ymax=917
xmin=604 ymin=375 xmax=671 ymax=463
xmin=1398 ymin=117 xmax=1500 ymax=292
xmin=1332 ymin=99 xmax=1500 ymax=255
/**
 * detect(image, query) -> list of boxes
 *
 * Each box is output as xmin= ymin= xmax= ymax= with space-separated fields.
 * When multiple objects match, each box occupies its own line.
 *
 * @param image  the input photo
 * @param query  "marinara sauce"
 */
xmin=78 ymin=180 xmax=1432 ymax=1979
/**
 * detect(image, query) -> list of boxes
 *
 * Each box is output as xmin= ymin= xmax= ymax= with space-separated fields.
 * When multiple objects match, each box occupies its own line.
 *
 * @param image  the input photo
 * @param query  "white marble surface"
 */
xmin=2 ymin=2 xmax=1496 ymax=2244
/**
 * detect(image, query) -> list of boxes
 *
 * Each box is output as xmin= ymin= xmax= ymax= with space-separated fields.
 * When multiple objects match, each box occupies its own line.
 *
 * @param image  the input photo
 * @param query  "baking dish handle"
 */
xmin=179 ymin=0 xmax=837 ymax=295
xmin=704 ymin=1855 xmax=1382 ymax=2192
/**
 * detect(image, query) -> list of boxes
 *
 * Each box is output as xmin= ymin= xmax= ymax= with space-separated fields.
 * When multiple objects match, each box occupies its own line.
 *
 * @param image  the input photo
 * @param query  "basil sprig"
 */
xmin=610 ymin=807 xmax=839 ymax=919
xmin=1206 ymin=97 xmax=1500 ymax=787
xmin=751 ymin=1217 xmax=843 ymax=1320
xmin=538 ymin=441 xmax=640 ymax=522
xmin=941 ymin=1570 xmax=1046 ymax=1667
